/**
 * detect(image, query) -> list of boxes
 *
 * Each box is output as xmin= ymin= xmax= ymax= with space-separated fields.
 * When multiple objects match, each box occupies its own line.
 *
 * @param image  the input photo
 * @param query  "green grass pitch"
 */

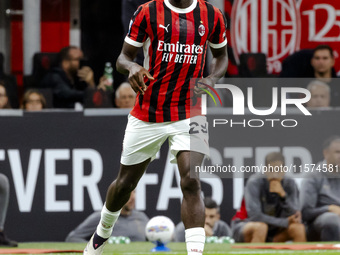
xmin=4 ymin=242 xmax=340 ymax=255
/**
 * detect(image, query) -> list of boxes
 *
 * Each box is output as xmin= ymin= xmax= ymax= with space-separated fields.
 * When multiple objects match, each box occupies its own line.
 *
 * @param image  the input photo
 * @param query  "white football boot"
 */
xmin=83 ymin=232 xmax=108 ymax=255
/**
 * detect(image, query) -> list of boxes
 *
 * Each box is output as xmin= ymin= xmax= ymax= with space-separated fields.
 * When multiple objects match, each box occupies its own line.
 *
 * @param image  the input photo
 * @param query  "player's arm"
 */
xmin=116 ymin=42 xmax=154 ymax=95
xmin=195 ymin=45 xmax=228 ymax=95
xmin=208 ymin=45 xmax=228 ymax=83
xmin=300 ymin=178 xmax=329 ymax=222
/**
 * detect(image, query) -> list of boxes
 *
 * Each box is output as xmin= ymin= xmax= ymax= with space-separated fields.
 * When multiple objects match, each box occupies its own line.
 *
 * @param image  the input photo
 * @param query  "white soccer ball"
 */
xmin=145 ymin=216 xmax=175 ymax=244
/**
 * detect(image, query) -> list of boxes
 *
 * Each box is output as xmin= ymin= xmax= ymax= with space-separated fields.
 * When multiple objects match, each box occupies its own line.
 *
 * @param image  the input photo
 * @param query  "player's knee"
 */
xmin=288 ymin=223 xmax=305 ymax=235
xmin=323 ymin=212 xmax=340 ymax=227
xmin=320 ymin=213 xmax=340 ymax=233
xmin=247 ymin=222 xmax=268 ymax=237
xmin=253 ymin=222 xmax=268 ymax=234
xmin=318 ymin=213 xmax=340 ymax=241
xmin=243 ymin=222 xmax=267 ymax=242
xmin=115 ymin=178 xmax=136 ymax=195
xmin=180 ymin=175 xmax=201 ymax=195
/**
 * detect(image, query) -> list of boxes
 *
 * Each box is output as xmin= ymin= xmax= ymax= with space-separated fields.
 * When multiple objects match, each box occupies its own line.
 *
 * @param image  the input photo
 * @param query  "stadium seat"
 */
xmin=24 ymin=52 xmax=59 ymax=89
xmin=83 ymin=88 xmax=113 ymax=108
xmin=280 ymin=49 xmax=314 ymax=77
xmin=37 ymin=88 xmax=53 ymax=109
xmin=238 ymin=53 xmax=268 ymax=77
xmin=0 ymin=53 xmax=4 ymax=76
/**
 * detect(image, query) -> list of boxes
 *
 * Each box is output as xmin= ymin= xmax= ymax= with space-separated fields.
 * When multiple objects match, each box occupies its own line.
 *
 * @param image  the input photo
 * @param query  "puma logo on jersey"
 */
xmin=159 ymin=24 xmax=170 ymax=32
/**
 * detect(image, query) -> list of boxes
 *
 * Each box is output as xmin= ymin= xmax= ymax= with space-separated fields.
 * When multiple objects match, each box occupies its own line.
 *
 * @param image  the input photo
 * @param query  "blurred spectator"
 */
xmin=0 ymin=83 xmax=11 ymax=109
xmin=174 ymin=197 xmax=232 ymax=242
xmin=0 ymin=53 xmax=19 ymax=108
xmin=65 ymin=190 xmax=148 ymax=242
xmin=0 ymin=174 xmax=17 ymax=247
xmin=41 ymin=46 xmax=96 ymax=108
xmin=306 ymin=80 xmax=331 ymax=109
xmin=310 ymin=45 xmax=340 ymax=106
xmin=22 ymin=89 xmax=46 ymax=111
xmin=232 ymin=152 xmax=306 ymax=243
xmin=311 ymin=45 xmax=336 ymax=81
xmin=301 ymin=136 xmax=340 ymax=241
xmin=115 ymin=82 xmax=136 ymax=108
xmin=280 ymin=46 xmax=339 ymax=106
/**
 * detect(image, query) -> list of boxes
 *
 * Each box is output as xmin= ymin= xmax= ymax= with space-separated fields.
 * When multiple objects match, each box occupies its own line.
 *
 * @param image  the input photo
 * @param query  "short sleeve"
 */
xmin=125 ymin=5 xmax=149 ymax=48
xmin=208 ymin=9 xmax=228 ymax=49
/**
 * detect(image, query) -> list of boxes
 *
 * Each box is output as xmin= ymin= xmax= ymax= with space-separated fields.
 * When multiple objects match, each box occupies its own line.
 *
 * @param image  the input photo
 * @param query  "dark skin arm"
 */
xmin=116 ymin=42 xmax=228 ymax=95
xmin=194 ymin=45 xmax=228 ymax=95
xmin=116 ymin=42 xmax=154 ymax=95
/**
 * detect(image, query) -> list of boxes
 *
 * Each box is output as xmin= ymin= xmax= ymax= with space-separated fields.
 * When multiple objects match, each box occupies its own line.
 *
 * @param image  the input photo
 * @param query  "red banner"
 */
xmin=299 ymin=0 xmax=340 ymax=75
xmin=230 ymin=0 xmax=340 ymax=75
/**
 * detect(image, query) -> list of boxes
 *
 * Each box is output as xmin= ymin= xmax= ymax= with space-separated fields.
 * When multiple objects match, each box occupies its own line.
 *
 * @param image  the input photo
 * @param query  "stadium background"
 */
xmin=0 ymin=0 xmax=339 ymax=243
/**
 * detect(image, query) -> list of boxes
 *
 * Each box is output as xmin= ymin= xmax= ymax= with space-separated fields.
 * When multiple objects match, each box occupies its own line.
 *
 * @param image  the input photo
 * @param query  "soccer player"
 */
xmin=232 ymin=152 xmax=306 ymax=243
xmin=84 ymin=0 xmax=228 ymax=254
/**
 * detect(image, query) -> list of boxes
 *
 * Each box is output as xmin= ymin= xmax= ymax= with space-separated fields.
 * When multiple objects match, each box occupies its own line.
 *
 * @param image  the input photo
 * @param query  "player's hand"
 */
xmin=97 ymin=76 xmax=108 ymax=91
xmin=329 ymin=205 xmax=340 ymax=216
xmin=128 ymin=63 xmax=154 ymax=95
xmin=78 ymin=66 xmax=95 ymax=87
xmin=288 ymin=212 xmax=301 ymax=224
xmin=194 ymin=76 xmax=214 ymax=97
xmin=204 ymin=223 xmax=214 ymax=237
xmin=294 ymin=211 xmax=302 ymax=223
xmin=269 ymin=179 xmax=286 ymax=198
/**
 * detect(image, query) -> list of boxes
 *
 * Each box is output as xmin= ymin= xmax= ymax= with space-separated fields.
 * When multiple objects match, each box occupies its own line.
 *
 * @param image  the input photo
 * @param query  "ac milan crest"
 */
xmin=198 ymin=24 xmax=205 ymax=37
xmin=231 ymin=0 xmax=300 ymax=74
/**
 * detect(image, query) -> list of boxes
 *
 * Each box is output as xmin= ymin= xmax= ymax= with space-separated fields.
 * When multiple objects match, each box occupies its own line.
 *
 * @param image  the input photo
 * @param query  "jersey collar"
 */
xmin=164 ymin=0 xmax=198 ymax=14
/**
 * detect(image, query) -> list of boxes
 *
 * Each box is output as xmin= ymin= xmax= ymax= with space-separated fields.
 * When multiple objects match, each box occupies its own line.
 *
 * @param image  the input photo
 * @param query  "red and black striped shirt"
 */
xmin=126 ymin=0 xmax=227 ymax=122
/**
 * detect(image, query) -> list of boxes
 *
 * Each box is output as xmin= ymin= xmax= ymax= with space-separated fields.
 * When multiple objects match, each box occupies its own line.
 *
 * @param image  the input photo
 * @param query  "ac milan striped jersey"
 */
xmin=125 ymin=0 xmax=227 ymax=122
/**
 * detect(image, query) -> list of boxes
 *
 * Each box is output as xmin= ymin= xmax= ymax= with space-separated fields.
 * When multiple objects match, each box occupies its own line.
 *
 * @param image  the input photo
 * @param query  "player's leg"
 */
xmin=0 ymin=174 xmax=9 ymax=233
xmin=84 ymin=160 xmax=150 ymax=255
xmin=272 ymin=228 xmax=289 ymax=242
xmin=286 ymin=223 xmax=306 ymax=242
xmin=242 ymin=222 xmax=268 ymax=243
xmin=168 ymin=116 xmax=209 ymax=255
xmin=313 ymin=212 xmax=340 ymax=241
xmin=177 ymin=151 xmax=205 ymax=255
xmin=0 ymin=174 xmax=17 ymax=247
xmin=178 ymin=151 xmax=205 ymax=228
xmin=272 ymin=223 xmax=306 ymax=242
xmin=105 ymin=160 xmax=150 ymax=212
xmin=85 ymin=115 xmax=165 ymax=255
xmin=97 ymin=160 xmax=150 ymax=236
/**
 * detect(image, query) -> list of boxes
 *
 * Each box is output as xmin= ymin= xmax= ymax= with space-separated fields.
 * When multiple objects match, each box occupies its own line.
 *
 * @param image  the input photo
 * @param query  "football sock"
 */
xmin=96 ymin=203 xmax=121 ymax=239
xmin=185 ymin=227 xmax=205 ymax=255
xmin=92 ymin=232 xmax=107 ymax=249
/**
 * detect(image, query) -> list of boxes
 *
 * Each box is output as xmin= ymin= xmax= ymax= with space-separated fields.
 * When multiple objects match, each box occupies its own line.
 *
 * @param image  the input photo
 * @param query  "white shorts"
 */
xmin=120 ymin=114 xmax=210 ymax=165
